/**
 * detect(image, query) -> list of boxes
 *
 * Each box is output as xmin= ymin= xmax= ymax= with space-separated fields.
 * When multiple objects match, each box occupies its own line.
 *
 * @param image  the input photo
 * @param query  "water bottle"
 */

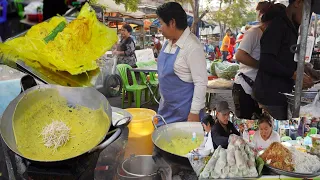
xmin=192 ymin=132 xmax=197 ymax=142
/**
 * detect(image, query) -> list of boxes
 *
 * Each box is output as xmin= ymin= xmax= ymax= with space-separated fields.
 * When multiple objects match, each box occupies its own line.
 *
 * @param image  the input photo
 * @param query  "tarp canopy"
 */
xmin=152 ymin=14 xmax=214 ymax=28
xmin=248 ymin=21 xmax=259 ymax=25
xmin=96 ymin=0 xmax=145 ymax=18
xmin=313 ymin=0 xmax=320 ymax=14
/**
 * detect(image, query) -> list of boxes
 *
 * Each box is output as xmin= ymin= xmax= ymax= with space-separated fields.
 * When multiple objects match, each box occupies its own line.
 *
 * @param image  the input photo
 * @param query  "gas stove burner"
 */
xmin=6 ymin=126 xmax=122 ymax=180
xmin=15 ymin=144 xmax=102 ymax=180
xmin=27 ymin=165 xmax=74 ymax=180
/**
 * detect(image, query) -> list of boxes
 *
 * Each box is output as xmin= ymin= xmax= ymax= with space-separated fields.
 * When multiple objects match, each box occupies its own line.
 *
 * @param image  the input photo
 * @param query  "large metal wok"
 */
xmin=151 ymin=116 xmax=204 ymax=166
xmin=0 ymin=80 xmax=129 ymax=162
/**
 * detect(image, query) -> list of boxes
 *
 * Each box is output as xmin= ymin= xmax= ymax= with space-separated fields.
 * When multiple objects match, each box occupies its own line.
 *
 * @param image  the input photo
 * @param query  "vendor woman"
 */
xmin=155 ymin=2 xmax=207 ymax=125
xmin=252 ymin=113 xmax=280 ymax=151
xmin=211 ymin=101 xmax=240 ymax=149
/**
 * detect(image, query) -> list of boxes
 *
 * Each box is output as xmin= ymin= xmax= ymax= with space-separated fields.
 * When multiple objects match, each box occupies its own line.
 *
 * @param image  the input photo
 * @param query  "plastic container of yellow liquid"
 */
xmin=124 ymin=108 xmax=156 ymax=158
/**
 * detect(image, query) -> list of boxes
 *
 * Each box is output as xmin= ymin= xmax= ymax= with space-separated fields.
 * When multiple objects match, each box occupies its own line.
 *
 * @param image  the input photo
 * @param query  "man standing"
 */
xmin=220 ymin=29 xmax=232 ymax=61
xmin=152 ymin=35 xmax=162 ymax=57
xmin=253 ymin=0 xmax=314 ymax=120
xmin=156 ymin=2 xmax=207 ymax=125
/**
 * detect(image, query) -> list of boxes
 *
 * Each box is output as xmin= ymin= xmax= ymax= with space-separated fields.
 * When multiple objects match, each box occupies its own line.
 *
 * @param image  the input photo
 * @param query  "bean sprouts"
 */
xmin=40 ymin=121 xmax=71 ymax=152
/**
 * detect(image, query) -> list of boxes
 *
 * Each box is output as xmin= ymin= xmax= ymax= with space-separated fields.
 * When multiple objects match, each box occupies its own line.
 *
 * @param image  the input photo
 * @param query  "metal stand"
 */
xmin=293 ymin=0 xmax=312 ymax=118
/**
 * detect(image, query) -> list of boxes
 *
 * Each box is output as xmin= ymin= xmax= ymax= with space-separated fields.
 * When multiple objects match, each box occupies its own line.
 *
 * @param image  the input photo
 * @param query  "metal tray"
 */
xmin=266 ymin=164 xmax=320 ymax=178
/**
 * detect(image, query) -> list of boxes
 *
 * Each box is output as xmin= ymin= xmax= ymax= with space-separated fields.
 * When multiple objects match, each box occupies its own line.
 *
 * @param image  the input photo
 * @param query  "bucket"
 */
xmin=311 ymin=134 xmax=320 ymax=148
xmin=118 ymin=155 xmax=161 ymax=180
xmin=124 ymin=108 xmax=156 ymax=157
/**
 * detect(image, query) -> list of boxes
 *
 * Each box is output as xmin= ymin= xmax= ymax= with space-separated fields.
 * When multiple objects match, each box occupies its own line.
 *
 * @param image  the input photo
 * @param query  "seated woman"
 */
xmin=252 ymin=113 xmax=280 ymax=151
xmin=199 ymin=114 xmax=215 ymax=150
xmin=298 ymin=117 xmax=309 ymax=137
xmin=211 ymin=101 xmax=240 ymax=149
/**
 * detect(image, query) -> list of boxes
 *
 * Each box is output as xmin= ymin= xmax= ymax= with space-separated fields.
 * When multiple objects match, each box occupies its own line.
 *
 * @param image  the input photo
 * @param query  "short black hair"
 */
xmin=122 ymin=24 xmax=133 ymax=34
xmin=152 ymin=34 xmax=155 ymax=37
xmin=258 ymin=113 xmax=273 ymax=127
xmin=202 ymin=114 xmax=214 ymax=127
xmin=226 ymin=29 xmax=232 ymax=33
xmin=261 ymin=3 xmax=286 ymax=23
xmin=156 ymin=2 xmax=188 ymax=30
xmin=289 ymin=0 xmax=296 ymax=4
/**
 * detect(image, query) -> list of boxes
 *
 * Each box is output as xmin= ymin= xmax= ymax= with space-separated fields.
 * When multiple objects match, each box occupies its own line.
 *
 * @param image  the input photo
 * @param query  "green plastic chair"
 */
xmin=307 ymin=127 xmax=318 ymax=136
xmin=135 ymin=61 xmax=159 ymax=102
xmin=281 ymin=136 xmax=292 ymax=142
xmin=116 ymin=64 xmax=147 ymax=108
xmin=296 ymin=136 xmax=303 ymax=140
xmin=14 ymin=0 xmax=24 ymax=19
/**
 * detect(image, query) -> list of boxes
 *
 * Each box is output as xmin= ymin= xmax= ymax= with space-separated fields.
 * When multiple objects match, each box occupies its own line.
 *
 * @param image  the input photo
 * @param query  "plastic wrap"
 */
xmin=210 ymin=59 xmax=222 ymax=76
xmin=207 ymin=78 xmax=234 ymax=89
xmin=235 ymin=148 xmax=247 ymax=170
xmin=214 ymin=149 xmax=227 ymax=174
xmin=215 ymin=61 xmax=239 ymax=80
xmin=300 ymin=92 xmax=320 ymax=117
xmin=226 ymin=149 xmax=236 ymax=166
xmin=199 ymin=146 xmax=221 ymax=178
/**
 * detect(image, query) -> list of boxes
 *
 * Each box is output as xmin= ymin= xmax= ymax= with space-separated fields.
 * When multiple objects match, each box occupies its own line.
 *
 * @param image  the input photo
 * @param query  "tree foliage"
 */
xmin=114 ymin=0 xmax=139 ymax=11
xmin=206 ymin=0 xmax=255 ymax=38
xmin=167 ymin=0 xmax=207 ymax=34
xmin=89 ymin=0 xmax=139 ymax=11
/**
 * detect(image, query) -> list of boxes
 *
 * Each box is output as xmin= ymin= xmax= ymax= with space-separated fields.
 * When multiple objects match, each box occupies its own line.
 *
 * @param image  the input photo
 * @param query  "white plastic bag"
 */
xmin=207 ymin=78 xmax=234 ymax=89
xmin=24 ymin=2 xmax=43 ymax=15
xmin=300 ymin=92 xmax=320 ymax=117
xmin=215 ymin=61 xmax=239 ymax=80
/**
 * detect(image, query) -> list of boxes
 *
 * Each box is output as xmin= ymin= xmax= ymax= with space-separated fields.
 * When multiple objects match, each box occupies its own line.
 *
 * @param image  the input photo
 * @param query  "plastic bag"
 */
xmin=210 ymin=59 xmax=222 ymax=76
xmin=207 ymin=78 xmax=233 ymax=89
xmin=24 ymin=2 xmax=43 ymax=15
xmin=300 ymin=92 xmax=320 ymax=117
xmin=2 ymin=3 xmax=118 ymax=75
xmin=215 ymin=61 xmax=239 ymax=80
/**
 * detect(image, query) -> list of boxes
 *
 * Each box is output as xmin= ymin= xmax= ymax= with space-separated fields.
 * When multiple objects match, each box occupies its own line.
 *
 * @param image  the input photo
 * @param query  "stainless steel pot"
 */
xmin=151 ymin=116 xmax=204 ymax=166
xmin=0 ymin=80 xmax=130 ymax=162
xmin=117 ymin=155 xmax=162 ymax=180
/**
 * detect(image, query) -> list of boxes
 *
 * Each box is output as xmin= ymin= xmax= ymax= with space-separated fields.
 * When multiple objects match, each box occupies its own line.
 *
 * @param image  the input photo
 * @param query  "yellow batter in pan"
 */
xmin=13 ymin=89 xmax=110 ymax=161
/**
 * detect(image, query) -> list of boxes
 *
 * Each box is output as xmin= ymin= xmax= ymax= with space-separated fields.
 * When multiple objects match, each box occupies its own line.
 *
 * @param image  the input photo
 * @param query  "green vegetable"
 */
xmin=256 ymin=157 xmax=265 ymax=176
xmin=44 ymin=21 xmax=67 ymax=43
xmin=210 ymin=59 xmax=222 ymax=76
xmin=215 ymin=61 xmax=239 ymax=80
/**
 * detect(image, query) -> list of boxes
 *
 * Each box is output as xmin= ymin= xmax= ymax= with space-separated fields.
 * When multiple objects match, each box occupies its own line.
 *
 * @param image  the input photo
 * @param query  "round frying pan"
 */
xmin=0 ymin=82 xmax=123 ymax=162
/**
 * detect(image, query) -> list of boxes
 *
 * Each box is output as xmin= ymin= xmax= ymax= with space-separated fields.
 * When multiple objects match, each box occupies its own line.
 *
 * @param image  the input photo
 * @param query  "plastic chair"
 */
xmin=281 ymin=136 xmax=292 ymax=142
xmin=0 ymin=0 xmax=8 ymax=24
xmin=135 ymin=61 xmax=159 ymax=102
xmin=14 ymin=0 xmax=24 ymax=19
xmin=296 ymin=136 xmax=303 ymax=140
xmin=307 ymin=127 xmax=318 ymax=136
xmin=116 ymin=64 xmax=147 ymax=108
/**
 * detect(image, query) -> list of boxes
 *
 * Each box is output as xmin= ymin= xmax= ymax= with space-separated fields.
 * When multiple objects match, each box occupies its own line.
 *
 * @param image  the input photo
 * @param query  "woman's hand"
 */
xmin=113 ymin=51 xmax=123 ymax=56
xmin=112 ymin=50 xmax=119 ymax=55
xmin=188 ymin=113 xmax=200 ymax=122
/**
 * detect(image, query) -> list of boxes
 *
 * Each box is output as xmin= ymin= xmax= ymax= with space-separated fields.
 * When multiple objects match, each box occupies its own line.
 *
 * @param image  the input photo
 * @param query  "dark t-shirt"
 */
xmin=43 ymin=0 xmax=68 ymax=20
xmin=117 ymin=37 xmax=136 ymax=66
xmin=253 ymin=10 xmax=298 ymax=106
xmin=211 ymin=120 xmax=240 ymax=149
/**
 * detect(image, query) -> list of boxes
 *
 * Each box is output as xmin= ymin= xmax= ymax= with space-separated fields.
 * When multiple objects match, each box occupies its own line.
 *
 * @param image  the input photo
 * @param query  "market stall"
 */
xmin=1 ymin=0 xmax=320 ymax=179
